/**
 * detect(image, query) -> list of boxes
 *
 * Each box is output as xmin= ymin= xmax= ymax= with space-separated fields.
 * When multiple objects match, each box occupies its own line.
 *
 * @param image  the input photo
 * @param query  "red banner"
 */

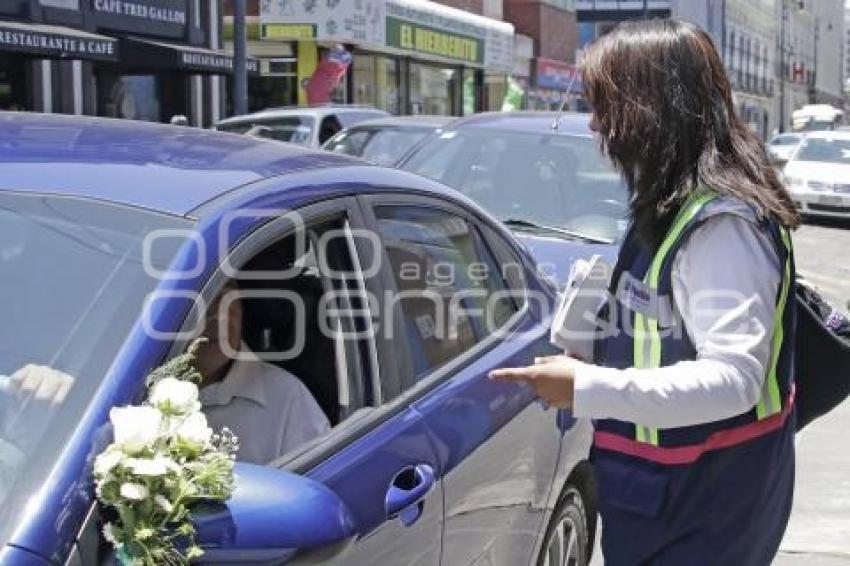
xmin=304 ymin=45 xmax=352 ymax=105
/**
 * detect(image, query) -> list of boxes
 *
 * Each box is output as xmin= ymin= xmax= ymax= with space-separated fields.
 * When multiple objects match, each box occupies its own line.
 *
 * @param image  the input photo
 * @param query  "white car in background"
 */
xmin=767 ymin=133 xmax=803 ymax=165
xmin=214 ymin=105 xmax=389 ymax=148
xmin=784 ymin=131 xmax=850 ymax=220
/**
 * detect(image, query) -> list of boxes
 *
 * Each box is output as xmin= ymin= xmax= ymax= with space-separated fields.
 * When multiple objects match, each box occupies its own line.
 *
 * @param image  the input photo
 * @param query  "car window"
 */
xmin=360 ymin=128 xmax=430 ymax=166
xmin=194 ymin=213 xmax=374 ymax=467
xmin=324 ymin=129 xmax=372 ymax=156
xmin=374 ymin=205 xmax=519 ymax=383
xmin=215 ymin=122 xmax=254 ymax=135
xmin=794 ymin=137 xmax=850 ymax=164
xmin=218 ymin=117 xmax=315 ymax=145
xmin=402 ymin=128 xmax=629 ymax=243
xmin=772 ymin=134 xmax=801 ymax=145
xmin=319 ymin=115 xmax=343 ymax=145
xmin=0 ymin=193 xmax=189 ymax=513
xmin=254 ymin=117 xmax=314 ymax=144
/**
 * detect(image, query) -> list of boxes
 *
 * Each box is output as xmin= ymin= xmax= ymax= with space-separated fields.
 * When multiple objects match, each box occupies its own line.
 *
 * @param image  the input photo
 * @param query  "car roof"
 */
xmin=216 ymin=105 xmax=388 ymax=125
xmin=800 ymin=130 xmax=850 ymax=140
xmin=0 ymin=112 xmax=362 ymax=216
xmin=346 ymin=115 xmax=456 ymax=129
xmin=451 ymin=111 xmax=593 ymax=136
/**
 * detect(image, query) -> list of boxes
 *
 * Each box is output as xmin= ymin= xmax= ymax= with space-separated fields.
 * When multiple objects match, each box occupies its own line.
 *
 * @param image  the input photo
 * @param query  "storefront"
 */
xmin=258 ymin=0 xmax=514 ymax=116
xmin=222 ymin=20 xmax=300 ymax=112
xmin=90 ymin=0 xmax=257 ymax=125
xmin=0 ymin=0 xmax=248 ymax=125
xmin=0 ymin=9 xmax=118 ymax=112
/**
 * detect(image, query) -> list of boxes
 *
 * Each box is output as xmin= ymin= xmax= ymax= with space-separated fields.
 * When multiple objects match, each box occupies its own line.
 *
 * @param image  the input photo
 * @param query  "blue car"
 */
xmin=0 ymin=113 xmax=595 ymax=566
xmin=399 ymin=112 xmax=628 ymax=283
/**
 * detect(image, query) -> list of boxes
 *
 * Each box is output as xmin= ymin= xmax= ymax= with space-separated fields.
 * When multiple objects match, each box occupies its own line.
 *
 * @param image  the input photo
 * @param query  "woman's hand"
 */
xmin=489 ymin=355 xmax=578 ymax=409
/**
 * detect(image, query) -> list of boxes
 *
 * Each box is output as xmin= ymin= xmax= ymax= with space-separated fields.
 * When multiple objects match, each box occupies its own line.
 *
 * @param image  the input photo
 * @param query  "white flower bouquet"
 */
xmin=94 ymin=339 xmax=238 ymax=565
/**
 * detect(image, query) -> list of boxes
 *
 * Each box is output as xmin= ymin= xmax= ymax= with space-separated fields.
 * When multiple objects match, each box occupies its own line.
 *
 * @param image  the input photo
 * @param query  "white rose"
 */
xmin=125 ymin=456 xmax=176 ymax=477
xmin=149 ymin=378 xmax=200 ymax=415
xmin=154 ymin=495 xmax=173 ymax=513
xmin=94 ymin=450 xmax=124 ymax=477
xmin=110 ymin=406 xmax=162 ymax=455
xmin=119 ymin=482 xmax=148 ymax=500
xmin=175 ymin=412 xmax=212 ymax=450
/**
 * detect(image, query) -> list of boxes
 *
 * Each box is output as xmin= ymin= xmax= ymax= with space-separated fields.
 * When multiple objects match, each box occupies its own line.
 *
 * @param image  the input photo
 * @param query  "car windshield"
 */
xmin=402 ymin=127 xmax=629 ymax=242
xmin=794 ymin=138 xmax=850 ymax=164
xmin=772 ymin=134 xmax=801 ymax=145
xmin=217 ymin=116 xmax=315 ymax=145
xmin=0 ymin=192 xmax=190 ymax=513
xmin=326 ymin=127 xmax=432 ymax=166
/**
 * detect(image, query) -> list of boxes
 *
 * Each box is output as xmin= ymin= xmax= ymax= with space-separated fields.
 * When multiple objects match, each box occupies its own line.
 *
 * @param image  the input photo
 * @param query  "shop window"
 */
xmin=0 ymin=56 xmax=29 ymax=111
xmin=409 ymin=63 xmax=459 ymax=116
xmin=352 ymin=53 xmax=400 ymax=114
xmin=484 ymin=74 xmax=507 ymax=112
xmin=247 ymin=75 xmax=297 ymax=113
xmin=96 ymin=72 xmax=189 ymax=123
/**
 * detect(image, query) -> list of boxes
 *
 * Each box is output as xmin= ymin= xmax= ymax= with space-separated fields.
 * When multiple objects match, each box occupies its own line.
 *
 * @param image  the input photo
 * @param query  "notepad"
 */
xmin=550 ymin=255 xmax=613 ymax=361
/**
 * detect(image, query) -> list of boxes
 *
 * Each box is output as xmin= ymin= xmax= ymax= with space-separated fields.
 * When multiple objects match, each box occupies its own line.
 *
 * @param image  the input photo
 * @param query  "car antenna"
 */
xmin=551 ymin=70 xmax=580 ymax=131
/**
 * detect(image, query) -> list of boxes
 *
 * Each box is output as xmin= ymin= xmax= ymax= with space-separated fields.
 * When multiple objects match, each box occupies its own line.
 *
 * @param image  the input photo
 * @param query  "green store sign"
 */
xmin=386 ymin=16 xmax=483 ymax=65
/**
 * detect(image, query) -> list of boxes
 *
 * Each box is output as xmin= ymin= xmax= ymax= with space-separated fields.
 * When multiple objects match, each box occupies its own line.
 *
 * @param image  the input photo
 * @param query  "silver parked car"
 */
xmin=214 ymin=105 xmax=389 ymax=148
xmin=323 ymin=115 xmax=455 ymax=166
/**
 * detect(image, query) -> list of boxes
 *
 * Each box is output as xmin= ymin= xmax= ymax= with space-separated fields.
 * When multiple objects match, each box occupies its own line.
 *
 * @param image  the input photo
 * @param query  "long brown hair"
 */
xmin=582 ymin=19 xmax=800 ymax=246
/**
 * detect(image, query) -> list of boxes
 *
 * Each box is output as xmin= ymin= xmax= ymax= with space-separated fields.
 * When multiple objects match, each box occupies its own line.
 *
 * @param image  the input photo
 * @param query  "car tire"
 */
xmin=537 ymin=485 xmax=590 ymax=566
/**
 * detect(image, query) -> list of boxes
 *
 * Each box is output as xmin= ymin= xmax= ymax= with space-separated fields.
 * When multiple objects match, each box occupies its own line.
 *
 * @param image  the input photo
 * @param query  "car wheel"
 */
xmin=538 ymin=485 xmax=590 ymax=566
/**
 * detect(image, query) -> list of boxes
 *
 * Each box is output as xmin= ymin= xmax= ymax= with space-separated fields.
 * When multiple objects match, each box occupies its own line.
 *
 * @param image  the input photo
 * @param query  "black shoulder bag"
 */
xmin=794 ymin=280 xmax=850 ymax=431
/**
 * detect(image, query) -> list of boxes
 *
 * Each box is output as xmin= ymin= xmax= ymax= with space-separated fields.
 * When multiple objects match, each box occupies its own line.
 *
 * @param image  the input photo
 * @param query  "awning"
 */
xmin=119 ymin=36 xmax=259 ymax=75
xmin=0 ymin=20 xmax=118 ymax=61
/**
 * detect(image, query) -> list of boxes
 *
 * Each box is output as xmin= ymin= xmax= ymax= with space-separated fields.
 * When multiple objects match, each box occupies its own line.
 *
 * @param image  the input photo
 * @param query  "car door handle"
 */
xmin=385 ymin=464 xmax=435 ymax=527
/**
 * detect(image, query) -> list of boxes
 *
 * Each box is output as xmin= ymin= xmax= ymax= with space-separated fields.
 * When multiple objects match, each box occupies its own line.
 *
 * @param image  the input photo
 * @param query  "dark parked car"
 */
xmin=323 ymin=115 xmax=455 ymax=166
xmin=0 ymin=113 xmax=596 ymax=566
xmin=400 ymin=112 xmax=629 ymax=283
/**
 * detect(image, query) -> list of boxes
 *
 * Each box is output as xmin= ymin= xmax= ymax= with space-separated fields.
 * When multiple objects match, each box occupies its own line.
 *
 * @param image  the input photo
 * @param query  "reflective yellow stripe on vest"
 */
xmin=633 ymin=192 xmax=717 ymax=444
xmin=756 ymin=226 xmax=792 ymax=419
xmin=632 ymin=192 xmax=792 ymax=445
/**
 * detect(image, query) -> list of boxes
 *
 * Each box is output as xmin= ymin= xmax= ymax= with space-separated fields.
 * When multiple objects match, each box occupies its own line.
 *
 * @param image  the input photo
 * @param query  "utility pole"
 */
xmin=233 ymin=0 xmax=248 ymax=116
xmin=779 ymin=0 xmax=787 ymax=132
xmin=642 ymin=0 xmax=649 ymax=20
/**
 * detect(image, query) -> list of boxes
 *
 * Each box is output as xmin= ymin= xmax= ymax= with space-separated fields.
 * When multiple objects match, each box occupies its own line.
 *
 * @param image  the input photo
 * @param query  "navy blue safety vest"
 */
xmin=593 ymin=191 xmax=796 ymax=465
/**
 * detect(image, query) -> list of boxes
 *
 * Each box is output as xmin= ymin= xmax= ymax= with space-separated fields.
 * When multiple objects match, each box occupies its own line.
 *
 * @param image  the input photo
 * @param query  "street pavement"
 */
xmin=590 ymin=218 xmax=850 ymax=565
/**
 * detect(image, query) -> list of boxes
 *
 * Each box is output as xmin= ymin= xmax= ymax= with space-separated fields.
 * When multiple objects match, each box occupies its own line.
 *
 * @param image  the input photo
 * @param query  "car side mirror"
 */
xmin=192 ymin=463 xmax=355 ymax=563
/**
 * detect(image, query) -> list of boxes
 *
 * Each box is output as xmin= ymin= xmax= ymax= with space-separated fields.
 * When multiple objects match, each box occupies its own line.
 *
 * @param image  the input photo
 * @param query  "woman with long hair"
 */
xmin=491 ymin=19 xmax=799 ymax=565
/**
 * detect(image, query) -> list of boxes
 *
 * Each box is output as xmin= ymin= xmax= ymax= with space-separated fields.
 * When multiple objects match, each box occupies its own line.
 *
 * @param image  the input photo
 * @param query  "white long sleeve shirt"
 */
xmin=573 ymin=213 xmax=783 ymax=429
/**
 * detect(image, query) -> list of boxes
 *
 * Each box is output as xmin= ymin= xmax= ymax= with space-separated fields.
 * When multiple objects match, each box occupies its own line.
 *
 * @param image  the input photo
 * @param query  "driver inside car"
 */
xmin=195 ymin=280 xmax=330 ymax=465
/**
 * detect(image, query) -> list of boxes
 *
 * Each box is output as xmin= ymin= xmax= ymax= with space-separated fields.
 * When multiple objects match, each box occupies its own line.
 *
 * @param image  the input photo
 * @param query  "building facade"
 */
xmin=227 ymin=0 xmax=515 ymax=117
xmin=0 ymin=0 xmax=250 ymax=126
xmin=845 ymin=4 xmax=850 ymax=103
xmin=715 ymin=0 xmax=777 ymax=138
xmin=778 ymin=0 xmax=816 ymax=131
xmin=576 ymin=0 xmax=781 ymax=138
xmin=504 ymin=0 xmax=582 ymax=110
xmin=810 ymin=0 xmax=845 ymax=108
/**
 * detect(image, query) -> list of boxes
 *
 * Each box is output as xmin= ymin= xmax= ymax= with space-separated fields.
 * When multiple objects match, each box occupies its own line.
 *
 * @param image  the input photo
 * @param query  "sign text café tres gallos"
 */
xmin=93 ymin=0 xmax=186 ymax=25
